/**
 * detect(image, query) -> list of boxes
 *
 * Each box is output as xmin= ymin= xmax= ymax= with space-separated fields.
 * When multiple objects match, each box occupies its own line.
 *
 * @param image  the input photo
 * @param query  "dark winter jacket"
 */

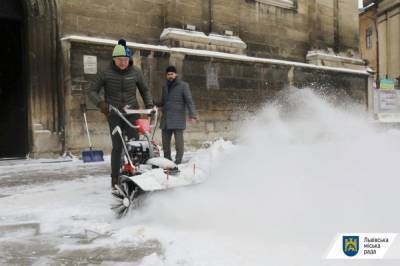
xmin=89 ymin=61 xmax=153 ymax=109
xmin=158 ymin=78 xmax=197 ymax=130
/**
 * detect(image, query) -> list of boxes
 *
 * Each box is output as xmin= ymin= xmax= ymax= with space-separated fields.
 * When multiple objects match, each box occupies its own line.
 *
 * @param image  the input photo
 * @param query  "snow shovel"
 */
xmin=81 ymin=103 xmax=104 ymax=163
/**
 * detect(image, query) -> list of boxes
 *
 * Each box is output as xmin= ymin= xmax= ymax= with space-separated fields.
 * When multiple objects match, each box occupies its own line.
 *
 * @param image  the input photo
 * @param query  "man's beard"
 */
xmin=167 ymin=77 xmax=176 ymax=84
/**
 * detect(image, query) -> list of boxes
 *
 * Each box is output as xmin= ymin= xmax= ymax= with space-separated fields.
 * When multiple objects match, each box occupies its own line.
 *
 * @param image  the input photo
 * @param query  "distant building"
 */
xmin=359 ymin=1 xmax=378 ymax=74
xmin=0 ymin=0 xmax=369 ymax=158
xmin=359 ymin=0 xmax=400 ymax=83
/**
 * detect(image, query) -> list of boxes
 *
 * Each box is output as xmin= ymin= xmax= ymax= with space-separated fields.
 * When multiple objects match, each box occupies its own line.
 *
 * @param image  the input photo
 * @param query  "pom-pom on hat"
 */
xmin=118 ymin=39 xmax=127 ymax=46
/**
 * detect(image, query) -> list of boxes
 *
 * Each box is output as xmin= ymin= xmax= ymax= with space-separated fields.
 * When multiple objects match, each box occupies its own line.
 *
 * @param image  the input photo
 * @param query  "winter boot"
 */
xmin=111 ymin=175 xmax=119 ymax=189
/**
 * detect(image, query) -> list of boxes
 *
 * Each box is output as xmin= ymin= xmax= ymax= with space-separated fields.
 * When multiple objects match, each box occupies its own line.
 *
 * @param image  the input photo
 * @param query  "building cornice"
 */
xmin=61 ymin=35 xmax=369 ymax=76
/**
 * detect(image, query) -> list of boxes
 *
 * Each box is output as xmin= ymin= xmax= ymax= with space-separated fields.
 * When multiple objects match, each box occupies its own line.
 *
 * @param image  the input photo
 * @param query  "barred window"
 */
xmin=255 ymin=0 xmax=296 ymax=9
xmin=366 ymin=28 xmax=373 ymax=49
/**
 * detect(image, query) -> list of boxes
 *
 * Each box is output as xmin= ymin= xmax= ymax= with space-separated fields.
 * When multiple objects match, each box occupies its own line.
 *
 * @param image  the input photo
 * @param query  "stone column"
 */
xmin=333 ymin=0 xmax=339 ymax=52
xmin=163 ymin=0 xmax=178 ymax=28
xmin=60 ymin=40 xmax=72 ymax=152
xmin=202 ymin=0 xmax=212 ymax=33
xmin=169 ymin=52 xmax=185 ymax=77
xmin=307 ymin=0 xmax=319 ymax=49
xmin=133 ymin=50 xmax=145 ymax=108
xmin=146 ymin=51 xmax=159 ymax=99
xmin=367 ymin=72 xmax=376 ymax=113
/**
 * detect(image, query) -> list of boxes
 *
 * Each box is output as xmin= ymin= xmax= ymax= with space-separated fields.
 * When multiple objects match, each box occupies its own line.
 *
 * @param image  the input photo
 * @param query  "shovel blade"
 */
xmin=81 ymin=149 xmax=104 ymax=163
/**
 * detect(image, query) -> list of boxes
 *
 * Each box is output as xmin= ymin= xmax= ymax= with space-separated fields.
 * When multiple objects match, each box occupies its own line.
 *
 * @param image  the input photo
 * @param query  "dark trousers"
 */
xmin=108 ymin=113 xmax=139 ymax=185
xmin=162 ymin=129 xmax=184 ymax=164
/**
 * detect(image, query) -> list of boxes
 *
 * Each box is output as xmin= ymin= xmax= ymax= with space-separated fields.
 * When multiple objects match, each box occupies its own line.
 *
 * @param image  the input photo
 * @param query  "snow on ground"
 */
xmin=1 ymin=88 xmax=400 ymax=265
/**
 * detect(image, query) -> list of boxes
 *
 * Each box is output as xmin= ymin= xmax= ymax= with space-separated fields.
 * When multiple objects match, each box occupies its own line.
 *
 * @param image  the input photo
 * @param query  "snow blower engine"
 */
xmin=108 ymin=105 xmax=194 ymax=217
xmin=121 ymin=119 xmax=160 ymax=173
xmin=109 ymin=105 xmax=160 ymax=177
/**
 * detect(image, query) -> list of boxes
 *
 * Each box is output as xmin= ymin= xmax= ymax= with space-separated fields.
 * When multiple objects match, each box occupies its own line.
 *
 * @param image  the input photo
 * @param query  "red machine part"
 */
xmin=123 ymin=163 xmax=135 ymax=174
xmin=135 ymin=119 xmax=150 ymax=134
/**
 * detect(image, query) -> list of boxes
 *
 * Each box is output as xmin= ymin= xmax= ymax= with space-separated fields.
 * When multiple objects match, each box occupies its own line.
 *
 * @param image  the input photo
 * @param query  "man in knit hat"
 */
xmin=89 ymin=39 xmax=153 ymax=188
xmin=157 ymin=65 xmax=197 ymax=167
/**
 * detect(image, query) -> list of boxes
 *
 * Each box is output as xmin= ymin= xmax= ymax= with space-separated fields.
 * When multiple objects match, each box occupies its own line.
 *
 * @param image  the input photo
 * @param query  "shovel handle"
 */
xmin=80 ymin=103 xmax=87 ymax=113
xmin=81 ymin=103 xmax=93 ymax=149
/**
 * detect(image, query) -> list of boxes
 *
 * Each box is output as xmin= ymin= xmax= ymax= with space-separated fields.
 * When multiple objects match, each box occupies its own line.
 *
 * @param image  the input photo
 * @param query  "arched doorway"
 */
xmin=0 ymin=1 xmax=28 ymax=158
xmin=1 ymin=0 xmax=62 ymax=158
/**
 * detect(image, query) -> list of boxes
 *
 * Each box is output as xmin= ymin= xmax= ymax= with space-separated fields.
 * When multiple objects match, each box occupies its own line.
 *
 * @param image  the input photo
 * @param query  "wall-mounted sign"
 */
xmin=83 ymin=55 xmax=97 ymax=74
xmin=206 ymin=63 xmax=219 ymax=90
xmin=375 ymin=89 xmax=400 ymax=122
xmin=379 ymin=79 xmax=395 ymax=90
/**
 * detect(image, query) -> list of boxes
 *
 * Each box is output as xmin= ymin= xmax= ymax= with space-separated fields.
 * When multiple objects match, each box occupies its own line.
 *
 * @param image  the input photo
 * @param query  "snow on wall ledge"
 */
xmin=160 ymin=28 xmax=247 ymax=49
xmin=60 ymin=35 xmax=370 ymax=76
xmin=306 ymin=51 xmax=365 ymax=65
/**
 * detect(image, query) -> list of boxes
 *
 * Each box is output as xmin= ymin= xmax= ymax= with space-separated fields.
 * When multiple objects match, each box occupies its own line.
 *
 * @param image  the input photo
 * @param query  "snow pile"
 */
xmin=132 ymin=88 xmax=400 ymax=266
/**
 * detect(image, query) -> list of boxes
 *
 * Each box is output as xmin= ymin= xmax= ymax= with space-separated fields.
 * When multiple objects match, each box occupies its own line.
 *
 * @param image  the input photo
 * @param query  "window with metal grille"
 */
xmin=366 ymin=28 xmax=373 ymax=49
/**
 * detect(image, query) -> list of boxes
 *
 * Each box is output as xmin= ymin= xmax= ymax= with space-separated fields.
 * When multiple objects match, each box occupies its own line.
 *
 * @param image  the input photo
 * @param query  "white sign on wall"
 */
xmin=378 ymin=90 xmax=400 ymax=112
xmin=83 ymin=55 xmax=97 ymax=74
xmin=374 ymin=89 xmax=400 ymax=122
xmin=206 ymin=63 xmax=219 ymax=90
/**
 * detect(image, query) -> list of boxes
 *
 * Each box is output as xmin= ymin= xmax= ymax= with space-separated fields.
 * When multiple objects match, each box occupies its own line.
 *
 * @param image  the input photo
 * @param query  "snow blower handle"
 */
xmin=109 ymin=105 xmax=158 ymax=130
xmin=109 ymin=105 xmax=137 ymax=129
xmin=81 ymin=103 xmax=93 ymax=150
xmin=123 ymin=105 xmax=158 ymax=116
xmin=123 ymin=106 xmax=158 ymax=130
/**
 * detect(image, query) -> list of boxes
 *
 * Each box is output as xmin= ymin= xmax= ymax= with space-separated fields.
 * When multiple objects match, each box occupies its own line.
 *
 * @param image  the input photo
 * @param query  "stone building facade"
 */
xmin=359 ymin=0 xmax=400 ymax=82
xmin=60 ymin=0 xmax=360 ymax=61
xmin=0 ymin=0 xmax=368 ymax=158
xmin=376 ymin=0 xmax=400 ymax=83
xmin=359 ymin=3 xmax=378 ymax=74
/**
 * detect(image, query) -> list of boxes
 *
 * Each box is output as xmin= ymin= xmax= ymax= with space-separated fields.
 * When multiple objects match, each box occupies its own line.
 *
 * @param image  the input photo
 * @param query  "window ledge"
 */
xmin=255 ymin=0 xmax=296 ymax=10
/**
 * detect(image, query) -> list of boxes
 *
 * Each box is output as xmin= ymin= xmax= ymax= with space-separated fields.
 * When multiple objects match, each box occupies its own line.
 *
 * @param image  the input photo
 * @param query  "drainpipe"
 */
xmin=384 ymin=11 xmax=389 ymax=80
xmin=375 ymin=16 xmax=379 ymax=82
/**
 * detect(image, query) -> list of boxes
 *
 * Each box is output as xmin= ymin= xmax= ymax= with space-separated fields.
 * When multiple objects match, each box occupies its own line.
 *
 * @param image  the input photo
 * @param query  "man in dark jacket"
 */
xmin=158 ymin=65 xmax=197 ymax=165
xmin=89 ymin=39 xmax=153 ymax=188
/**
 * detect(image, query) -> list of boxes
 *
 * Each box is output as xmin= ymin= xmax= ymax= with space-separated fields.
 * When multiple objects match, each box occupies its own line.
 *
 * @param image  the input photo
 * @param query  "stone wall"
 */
xmin=56 ymin=0 xmax=365 ymax=156
xmin=60 ymin=0 xmax=165 ymax=44
xmin=63 ymin=40 xmax=368 ymax=154
xmin=59 ymin=0 xmax=360 ymax=61
xmin=0 ymin=0 xmax=364 ymax=158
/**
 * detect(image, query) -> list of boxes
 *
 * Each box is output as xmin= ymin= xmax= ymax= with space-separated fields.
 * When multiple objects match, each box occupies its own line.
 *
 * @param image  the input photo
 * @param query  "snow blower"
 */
xmin=109 ymin=105 xmax=201 ymax=218
xmin=80 ymin=103 xmax=104 ymax=163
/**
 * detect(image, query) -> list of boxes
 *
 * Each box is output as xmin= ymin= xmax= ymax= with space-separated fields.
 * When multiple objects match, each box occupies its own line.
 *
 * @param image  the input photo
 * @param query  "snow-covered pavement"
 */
xmin=0 ymin=143 xmax=230 ymax=265
xmin=0 ymin=158 xmax=109 ymax=189
xmin=1 ymin=88 xmax=400 ymax=266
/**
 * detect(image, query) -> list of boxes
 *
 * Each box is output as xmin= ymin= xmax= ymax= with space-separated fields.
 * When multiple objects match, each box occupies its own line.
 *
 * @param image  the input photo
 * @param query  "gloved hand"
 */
xmin=150 ymin=105 xmax=157 ymax=115
xmin=188 ymin=117 xmax=197 ymax=124
xmin=97 ymin=101 xmax=109 ymax=116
